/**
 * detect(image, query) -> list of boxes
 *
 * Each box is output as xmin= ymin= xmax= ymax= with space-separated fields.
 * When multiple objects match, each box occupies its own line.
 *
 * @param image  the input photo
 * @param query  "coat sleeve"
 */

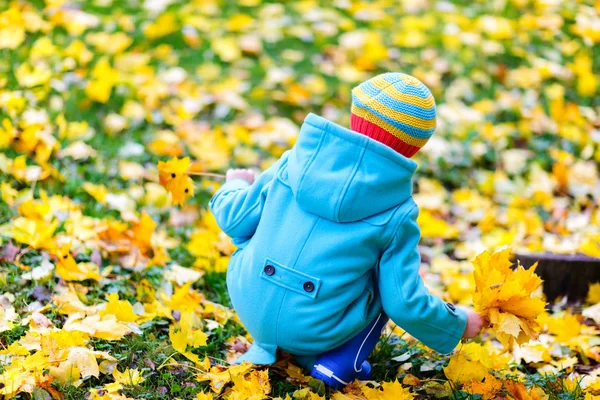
xmin=209 ymin=156 xmax=283 ymax=240
xmin=378 ymin=204 xmax=467 ymax=354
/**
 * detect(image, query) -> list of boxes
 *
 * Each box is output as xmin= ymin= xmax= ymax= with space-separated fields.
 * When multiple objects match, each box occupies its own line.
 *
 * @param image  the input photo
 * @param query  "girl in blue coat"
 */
xmin=210 ymin=73 xmax=484 ymax=388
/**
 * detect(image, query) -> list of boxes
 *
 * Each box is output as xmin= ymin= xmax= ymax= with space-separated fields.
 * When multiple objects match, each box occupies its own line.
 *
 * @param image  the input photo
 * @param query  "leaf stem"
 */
xmin=186 ymin=172 xmax=226 ymax=179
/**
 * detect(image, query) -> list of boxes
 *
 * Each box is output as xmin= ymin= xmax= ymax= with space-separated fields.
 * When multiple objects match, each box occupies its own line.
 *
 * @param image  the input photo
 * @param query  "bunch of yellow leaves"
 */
xmin=472 ymin=248 xmax=546 ymax=348
xmin=158 ymin=157 xmax=195 ymax=206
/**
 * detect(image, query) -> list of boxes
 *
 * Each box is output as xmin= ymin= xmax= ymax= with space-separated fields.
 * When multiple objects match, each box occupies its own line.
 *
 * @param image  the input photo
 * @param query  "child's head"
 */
xmin=350 ymin=72 xmax=436 ymax=158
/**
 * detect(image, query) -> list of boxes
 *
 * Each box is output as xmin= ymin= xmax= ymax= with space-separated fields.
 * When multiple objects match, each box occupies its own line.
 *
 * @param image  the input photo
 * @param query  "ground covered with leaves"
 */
xmin=1 ymin=0 xmax=600 ymax=399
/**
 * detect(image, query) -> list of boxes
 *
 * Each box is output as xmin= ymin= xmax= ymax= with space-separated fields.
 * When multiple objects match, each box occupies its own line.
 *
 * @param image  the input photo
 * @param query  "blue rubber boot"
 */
xmin=311 ymin=313 xmax=388 ymax=389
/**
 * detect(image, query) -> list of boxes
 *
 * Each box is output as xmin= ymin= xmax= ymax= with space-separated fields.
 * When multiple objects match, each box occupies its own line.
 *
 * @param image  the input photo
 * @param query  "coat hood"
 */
xmin=285 ymin=113 xmax=417 ymax=223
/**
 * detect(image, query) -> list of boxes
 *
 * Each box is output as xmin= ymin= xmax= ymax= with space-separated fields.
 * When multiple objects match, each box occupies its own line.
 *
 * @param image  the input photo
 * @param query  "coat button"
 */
xmin=446 ymin=302 xmax=456 ymax=312
xmin=264 ymin=265 xmax=275 ymax=276
xmin=303 ymin=281 xmax=315 ymax=292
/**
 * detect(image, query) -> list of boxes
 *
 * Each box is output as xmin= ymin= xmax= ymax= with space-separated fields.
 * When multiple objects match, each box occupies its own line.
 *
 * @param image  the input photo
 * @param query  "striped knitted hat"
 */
xmin=350 ymin=72 xmax=436 ymax=158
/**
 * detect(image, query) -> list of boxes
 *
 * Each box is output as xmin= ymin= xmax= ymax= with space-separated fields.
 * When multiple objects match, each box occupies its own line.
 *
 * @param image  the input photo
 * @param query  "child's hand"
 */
xmin=226 ymin=169 xmax=255 ymax=184
xmin=462 ymin=310 xmax=485 ymax=338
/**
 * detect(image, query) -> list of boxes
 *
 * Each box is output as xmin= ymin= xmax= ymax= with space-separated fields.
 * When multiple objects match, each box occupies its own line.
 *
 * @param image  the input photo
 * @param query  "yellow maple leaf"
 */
xmin=161 ymin=281 xmax=204 ymax=312
xmin=3 ymin=216 xmax=58 ymax=250
xmin=157 ymin=157 xmax=195 ymax=206
xmin=504 ymin=381 xmax=547 ymax=400
xmin=169 ymin=312 xmax=208 ymax=365
xmin=197 ymin=362 xmax=253 ymax=393
xmin=102 ymin=382 xmax=124 ymax=394
xmin=52 ymin=291 xmax=96 ymax=316
xmin=361 ymin=379 xmax=414 ymax=399
xmin=54 ymin=244 xmax=101 ymax=282
xmin=1 ymin=181 xmax=19 ymax=206
xmin=85 ymin=58 xmax=118 ymax=103
xmin=49 ymin=360 xmax=82 ymax=385
xmin=417 ymin=210 xmax=459 ymax=239
xmin=542 ymin=312 xmax=583 ymax=344
xmin=228 ymin=369 xmax=271 ymax=400
xmin=291 ymin=388 xmax=326 ymax=400
xmin=99 ymin=293 xmax=140 ymax=323
xmin=472 ymin=248 xmax=545 ymax=348
xmin=63 ymin=314 xmax=133 ymax=340
xmin=40 ymin=330 xmax=89 ymax=361
xmin=113 ymin=367 xmax=144 ymax=385
xmin=444 ymin=342 xmax=493 ymax=384
xmin=158 ymin=157 xmax=190 ymax=187
xmin=131 ymin=212 xmax=156 ymax=252
xmin=464 ymin=374 xmax=503 ymax=400
xmin=83 ymin=182 xmax=108 ymax=204
xmin=64 ymin=347 xmax=101 ymax=379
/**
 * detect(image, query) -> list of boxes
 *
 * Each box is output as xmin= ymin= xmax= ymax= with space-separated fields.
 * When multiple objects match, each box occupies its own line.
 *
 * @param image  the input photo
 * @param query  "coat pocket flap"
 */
xmin=260 ymin=259 xmax=321 ymax=299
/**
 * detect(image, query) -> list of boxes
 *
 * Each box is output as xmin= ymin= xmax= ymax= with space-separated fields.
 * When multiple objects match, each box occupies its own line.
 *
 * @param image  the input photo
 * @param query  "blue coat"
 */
xmin=209 ymin=113 xmax=467 ymax=367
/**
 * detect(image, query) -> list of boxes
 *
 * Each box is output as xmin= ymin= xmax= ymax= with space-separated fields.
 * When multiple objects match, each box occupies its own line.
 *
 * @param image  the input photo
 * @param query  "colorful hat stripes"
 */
xmin=350 ymin=73 xmax=436 ymax=158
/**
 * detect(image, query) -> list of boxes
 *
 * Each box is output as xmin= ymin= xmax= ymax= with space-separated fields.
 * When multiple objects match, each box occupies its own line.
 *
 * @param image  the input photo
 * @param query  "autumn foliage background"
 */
xmin=1 ymin=0 xmax=600 ymax=399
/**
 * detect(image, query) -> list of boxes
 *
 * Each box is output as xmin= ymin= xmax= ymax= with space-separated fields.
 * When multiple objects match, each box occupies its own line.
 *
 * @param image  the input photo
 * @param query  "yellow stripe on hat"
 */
xmin=351 ymin=104 xmax=430 ymax=147
xmin=352 ymin=87 xmax=437 ymax=131
xmin=370 ymin=77 xmax=435 ymax=110
xmin=398 ymin=73 xmax=422 ymax=86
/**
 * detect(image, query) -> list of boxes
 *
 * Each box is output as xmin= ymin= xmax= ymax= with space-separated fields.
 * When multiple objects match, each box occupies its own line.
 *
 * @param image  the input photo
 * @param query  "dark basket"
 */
xmin=515 ymin=253 xmax=600 ymax=303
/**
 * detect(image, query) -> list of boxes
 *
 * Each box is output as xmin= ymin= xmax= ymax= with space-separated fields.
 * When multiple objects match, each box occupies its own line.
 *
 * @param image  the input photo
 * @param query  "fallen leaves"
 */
xmin=1 ymin=0 xmax=600 ymax=398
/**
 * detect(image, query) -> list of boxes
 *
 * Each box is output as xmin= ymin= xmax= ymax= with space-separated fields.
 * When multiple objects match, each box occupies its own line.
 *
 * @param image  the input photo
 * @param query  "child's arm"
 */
xmin=377 ymin=204 xmax=471 ymax=354
xmin=209 ymin=154 xmax=286 ymax=240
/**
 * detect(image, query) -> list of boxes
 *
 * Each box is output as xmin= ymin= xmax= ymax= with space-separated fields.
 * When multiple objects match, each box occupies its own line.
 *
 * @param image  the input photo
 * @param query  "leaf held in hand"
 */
xmin=472 ymin=248 xmax=545 ymax=348
xmin=157 ymin=157 xmax=195 ymax=206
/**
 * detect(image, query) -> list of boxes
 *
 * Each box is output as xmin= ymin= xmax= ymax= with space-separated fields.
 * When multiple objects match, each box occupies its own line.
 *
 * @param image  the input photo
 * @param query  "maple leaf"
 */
xmin=40 ymin=330 xmax=89 ymax=361
xmin=1 ymin=216 xmax=58 ymax=250
xmin=472 ymin=248 xmax=546 ymax=348
xmin=418 ymin=210 xmax=459 ymax=239
xmin=227 ymin=369 xmax=271 ymax=400
xmin=169 ymin=311 xmax=208 ymax=365
xmin=161 ymin=281 xmax=204 ymax=312
xmin=542 ymin=312 xmax=583 ymax=344
xmin=53 ymin=290 xmax=97 ymax=316
xmin=157 ymin=156 xmax=195 ymax=206
xmin=361 ymin=379 xmax=414 ymax=399
xmin=291 ymin=388 xmax=326 ymax=400
xmin=100 ymin=293 xmax=140 ymax=323
xmin=504 ymin=381 xmax=547 ymax=400
xmin=54 ymin=243 xmax=101 ymax=281
xmin=50 ymin=345 xmax=116 ymax=386
xmin=464 ymin=374 xmax=503 ymax=400
xmin=113 ymin=367 xmax=144 ymax=385
xmin=130 ymin=211 xmax=156 ymax=253
xmin=63 ymin=314 xmax=133 ymax=340
xmin=444 ymin=342 xmax=493 ymax=384
xmin=197 ymin=362 xmax=253 ymax=393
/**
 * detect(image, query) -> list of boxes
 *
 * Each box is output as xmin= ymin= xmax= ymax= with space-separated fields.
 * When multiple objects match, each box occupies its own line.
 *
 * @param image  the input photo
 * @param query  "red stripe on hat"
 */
xmin=350 ymin=114 xmax=421 ymax=158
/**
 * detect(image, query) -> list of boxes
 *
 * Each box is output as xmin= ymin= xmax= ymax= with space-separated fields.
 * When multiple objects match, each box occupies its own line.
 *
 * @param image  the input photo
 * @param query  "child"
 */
xmin=210 ymin=72 xmax=484 ymax=388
